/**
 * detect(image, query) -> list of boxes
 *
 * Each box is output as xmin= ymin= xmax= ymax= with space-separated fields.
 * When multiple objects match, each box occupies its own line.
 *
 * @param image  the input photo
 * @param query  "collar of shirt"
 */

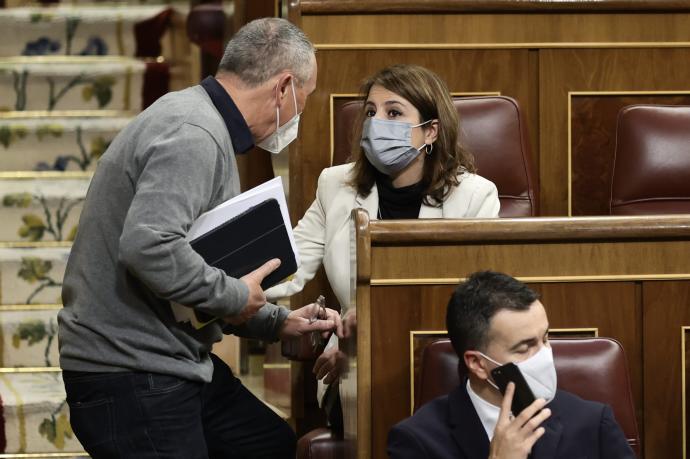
xmin=466 ymin=379 xmax=501 ymax=440
xmin=200 ymin=76 xmax=254 ymax=154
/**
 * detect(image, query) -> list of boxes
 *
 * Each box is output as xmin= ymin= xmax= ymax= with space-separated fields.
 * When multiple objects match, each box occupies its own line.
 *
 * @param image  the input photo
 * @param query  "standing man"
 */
xmin=58 ymin=18 xmax=339 ymax=459
xmin=388 ymin=271 xmax=634 ymax=459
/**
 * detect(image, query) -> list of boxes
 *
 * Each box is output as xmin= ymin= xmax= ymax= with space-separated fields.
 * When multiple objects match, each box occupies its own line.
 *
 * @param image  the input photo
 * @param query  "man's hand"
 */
xmin=313 ymin=347 xmax=347 ymax=384
xmin=279 ymin=303 xmax=344 ymax=340
xmin=224 ymin=258 xmax=281 ymax=326
xmin=488 ymin=382 xmax=551 ymax=459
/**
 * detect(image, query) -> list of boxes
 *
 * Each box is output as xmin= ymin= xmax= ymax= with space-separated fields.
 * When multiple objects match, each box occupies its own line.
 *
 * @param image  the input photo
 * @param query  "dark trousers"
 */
xmin=63 ymin=353 xmax=296 ymax=459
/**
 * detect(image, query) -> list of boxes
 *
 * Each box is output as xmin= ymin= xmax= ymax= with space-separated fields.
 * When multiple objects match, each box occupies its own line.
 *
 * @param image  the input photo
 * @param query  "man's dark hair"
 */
xmin=446 ymin=271 xmax=539 ymax=372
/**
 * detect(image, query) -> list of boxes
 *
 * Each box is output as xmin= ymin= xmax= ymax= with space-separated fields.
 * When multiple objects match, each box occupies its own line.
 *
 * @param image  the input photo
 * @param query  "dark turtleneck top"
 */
xmin=374 ymin=171 xmax=426 ymax=220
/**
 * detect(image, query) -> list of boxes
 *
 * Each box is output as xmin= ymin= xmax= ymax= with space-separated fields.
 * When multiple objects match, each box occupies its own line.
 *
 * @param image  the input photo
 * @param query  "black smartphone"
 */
xmin=490 ymin=362 xmax=536 ymax=416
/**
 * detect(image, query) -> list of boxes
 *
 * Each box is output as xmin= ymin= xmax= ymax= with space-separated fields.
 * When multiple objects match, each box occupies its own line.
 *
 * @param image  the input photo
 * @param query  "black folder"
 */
xmin=190 ymin=198 xmax=297 ymax=323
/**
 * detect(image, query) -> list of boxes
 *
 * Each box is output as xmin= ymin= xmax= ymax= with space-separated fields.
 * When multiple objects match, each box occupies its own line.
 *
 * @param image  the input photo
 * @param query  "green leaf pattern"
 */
xmin=18 ymin=214 xmax=46 ymax=242
xmin=35 ymin=124 xmax=64 ymax=141
xmin=29 ymin=13 xmax=54 ymax=23
xmin=81 ymin=76 xmax=115 ymax=108
xmin=17 ymin=257 xmax=62 ymax=304
xmin=59 ymin=126 xmax=110 ymax=170
xmin=12 ymin=320 xmax=47 ymax=347
xmin=1 ymin=121 xmax=111 ymax=170
xmin=39 ymin=411 xmax=74 ymax=450
xmin=3 ymin=193 xmax=84 ymax=241
xmin=11 ymin=317 xmax=57 ymax=366
xmin=0 ymin=125 xmax=28 ymax=148
xmin=37 ymin=397 xmax=73 ymax=450
xmin=7 ymin=65 xmax=120 ymax=111
xmin=3 ymin=192 xmax=32 ymax=208
xmin=18 ymin=257 xmax=53 ymax=284
xmin=90 ymin=136 xmax=109 ymax=159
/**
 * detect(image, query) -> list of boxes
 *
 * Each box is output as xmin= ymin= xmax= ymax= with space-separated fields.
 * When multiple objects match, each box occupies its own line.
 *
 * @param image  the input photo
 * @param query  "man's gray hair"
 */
xmin=218 ymin=17 xmax=315 ymax=87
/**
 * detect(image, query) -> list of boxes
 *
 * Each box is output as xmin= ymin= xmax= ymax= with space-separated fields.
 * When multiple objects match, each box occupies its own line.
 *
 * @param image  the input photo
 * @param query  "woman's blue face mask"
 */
xmin=360 ymin=118 xmax=433 ymax=176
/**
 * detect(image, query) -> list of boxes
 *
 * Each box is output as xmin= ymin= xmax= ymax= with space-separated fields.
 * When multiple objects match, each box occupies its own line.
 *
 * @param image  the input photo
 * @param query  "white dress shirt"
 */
xmin=466 ymin=379 xmax=501 ymax=440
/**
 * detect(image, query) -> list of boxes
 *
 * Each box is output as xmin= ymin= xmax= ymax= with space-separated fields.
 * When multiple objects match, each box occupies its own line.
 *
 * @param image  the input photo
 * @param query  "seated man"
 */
xmin=387 ymin=271 xmax=635 ymax=459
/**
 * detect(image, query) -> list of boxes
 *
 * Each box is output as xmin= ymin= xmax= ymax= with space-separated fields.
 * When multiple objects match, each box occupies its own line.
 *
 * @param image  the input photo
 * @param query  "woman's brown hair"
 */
xmin=347 ymin=64 xmax=476 ymax=206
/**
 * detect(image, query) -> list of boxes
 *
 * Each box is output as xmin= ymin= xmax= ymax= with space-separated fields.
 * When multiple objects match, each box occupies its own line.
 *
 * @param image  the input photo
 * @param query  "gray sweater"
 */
xmin=58 ymin=85 xmax=290 ymax=383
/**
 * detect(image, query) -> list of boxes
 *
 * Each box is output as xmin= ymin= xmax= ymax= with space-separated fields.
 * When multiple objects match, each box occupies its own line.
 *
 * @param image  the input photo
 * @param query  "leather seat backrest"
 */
xmin=610 ymin=104 xmax=690 ymax=214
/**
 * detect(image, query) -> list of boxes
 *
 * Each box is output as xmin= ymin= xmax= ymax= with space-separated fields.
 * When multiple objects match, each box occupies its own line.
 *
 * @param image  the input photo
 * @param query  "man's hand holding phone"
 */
xmin=488 ymin=382 xmax=551 ymax=459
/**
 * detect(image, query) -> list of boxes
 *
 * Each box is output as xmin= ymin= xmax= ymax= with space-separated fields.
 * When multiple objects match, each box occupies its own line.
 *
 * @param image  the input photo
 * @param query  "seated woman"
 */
xmin=266 ymin=63 xmax=500 ymax=421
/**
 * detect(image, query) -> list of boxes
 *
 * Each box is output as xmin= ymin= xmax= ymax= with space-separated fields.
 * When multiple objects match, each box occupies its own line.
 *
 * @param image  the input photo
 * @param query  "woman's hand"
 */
xmin=313 ymin=347 xmax=348 ymax=384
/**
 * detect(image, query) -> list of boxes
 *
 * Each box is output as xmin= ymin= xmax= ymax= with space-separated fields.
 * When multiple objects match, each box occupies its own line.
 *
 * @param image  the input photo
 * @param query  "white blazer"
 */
xmin=266 ymin=163 xmax=499 ymax=403
xmin=266 ymin=163 xmax=500 ymax=310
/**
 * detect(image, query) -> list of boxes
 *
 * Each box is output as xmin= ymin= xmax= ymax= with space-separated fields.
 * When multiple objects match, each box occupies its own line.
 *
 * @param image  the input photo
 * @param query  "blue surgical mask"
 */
xmin=360 ymin=118 xmax=432 ymax=175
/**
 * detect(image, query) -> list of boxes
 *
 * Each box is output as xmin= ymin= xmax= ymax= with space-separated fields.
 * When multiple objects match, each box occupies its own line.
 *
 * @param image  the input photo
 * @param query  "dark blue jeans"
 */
xmin=63 ymin=354 xmax=296 ymax=459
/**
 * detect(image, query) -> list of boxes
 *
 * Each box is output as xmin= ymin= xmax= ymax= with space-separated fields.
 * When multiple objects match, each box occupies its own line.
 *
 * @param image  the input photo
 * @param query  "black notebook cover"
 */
xmin=190 ymin=198 xmax=297 ymax=323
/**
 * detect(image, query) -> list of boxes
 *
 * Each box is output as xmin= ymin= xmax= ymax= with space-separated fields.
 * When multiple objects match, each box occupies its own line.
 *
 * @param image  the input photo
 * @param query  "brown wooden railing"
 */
xmin=298 ymin=0 xmax=690 ymax=14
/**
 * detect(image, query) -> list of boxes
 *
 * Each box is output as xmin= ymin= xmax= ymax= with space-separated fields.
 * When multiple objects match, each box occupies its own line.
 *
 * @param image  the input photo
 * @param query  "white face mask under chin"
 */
xmin=479 ymin=345 xmax=558 ymax=404
xmin=257 ymin=79 xmax=301 ymax=154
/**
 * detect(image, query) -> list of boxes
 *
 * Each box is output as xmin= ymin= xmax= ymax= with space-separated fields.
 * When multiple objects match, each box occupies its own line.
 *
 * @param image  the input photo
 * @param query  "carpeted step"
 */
xmin=0 ymin=247 xmax=69 ymax=305
xmin=0 ymin=177 xmax=88 ymax=244
xmin=0 ymin=306 xmax=60 ymax=368
xmin=0 ymin=454 xmax=87 ymax=458
xmin=0 ymin=57 xmax=146 ymax=112
xmin=0 ymin=5 xmax=173 ymax=58
xmin=0 ymin=115 xmax=132 ymax=172
xmin=0 ymin=372 xmax=86 ymax=455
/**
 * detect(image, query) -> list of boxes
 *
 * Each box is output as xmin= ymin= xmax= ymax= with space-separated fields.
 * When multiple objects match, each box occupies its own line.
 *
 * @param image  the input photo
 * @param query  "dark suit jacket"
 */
xmin=387 ymin=385 xmax=635 ymax=459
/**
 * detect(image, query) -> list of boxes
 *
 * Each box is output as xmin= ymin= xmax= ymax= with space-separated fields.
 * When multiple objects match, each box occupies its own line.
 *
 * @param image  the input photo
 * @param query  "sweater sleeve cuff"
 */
xmin=222 ymin=304 xmax=290 ymax=342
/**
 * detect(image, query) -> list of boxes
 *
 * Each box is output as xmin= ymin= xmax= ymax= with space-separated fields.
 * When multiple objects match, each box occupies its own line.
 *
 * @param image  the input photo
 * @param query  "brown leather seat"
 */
xmin=416 ymin=338 xmax=640 ymax=455
xmin=610 ymin=104 xmax=690 ymax=214
xmin=333 ymin=96 xmax=539 ymax=216
xmin=296 ymin=427 xmax=346 ymax=459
